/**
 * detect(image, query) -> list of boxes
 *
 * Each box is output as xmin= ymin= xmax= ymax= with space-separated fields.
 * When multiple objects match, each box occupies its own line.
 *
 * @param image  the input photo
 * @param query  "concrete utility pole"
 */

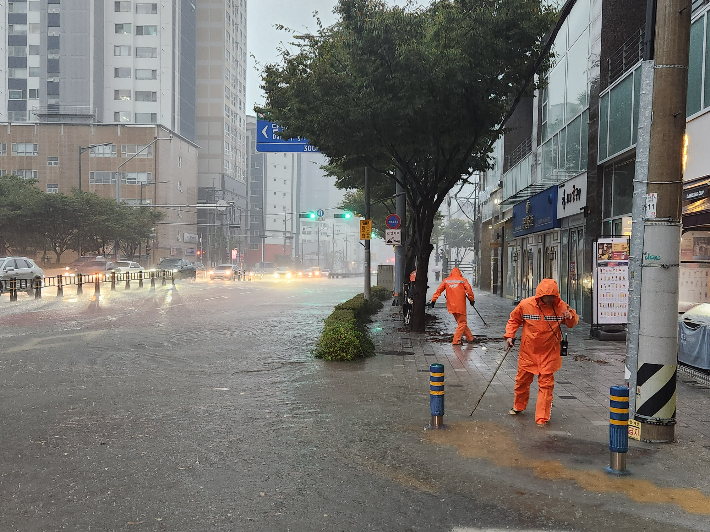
xmin=626 ymin=0 xmax=690 ymax=443
xmin=394 ymin=170 xmax=406 ymax=304
xmin=364 ymin=167 xmax=371 ymax=300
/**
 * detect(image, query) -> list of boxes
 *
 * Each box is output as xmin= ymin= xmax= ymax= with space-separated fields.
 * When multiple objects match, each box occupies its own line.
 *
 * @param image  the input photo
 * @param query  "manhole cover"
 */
xmin=382 ymin=350 xmax=415 ymax=356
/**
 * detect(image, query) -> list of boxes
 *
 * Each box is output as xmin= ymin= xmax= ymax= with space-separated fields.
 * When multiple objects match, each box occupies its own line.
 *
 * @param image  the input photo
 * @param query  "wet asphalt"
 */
xmin=0 ymin=276 xmax=708 ymax=531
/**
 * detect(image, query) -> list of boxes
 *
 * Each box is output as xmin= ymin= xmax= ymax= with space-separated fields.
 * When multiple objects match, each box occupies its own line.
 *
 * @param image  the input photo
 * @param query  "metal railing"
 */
xmin=607 ymin=27 xmax=645 ymax=87
xmin=505 ymin=136 xmax=533 ymax=171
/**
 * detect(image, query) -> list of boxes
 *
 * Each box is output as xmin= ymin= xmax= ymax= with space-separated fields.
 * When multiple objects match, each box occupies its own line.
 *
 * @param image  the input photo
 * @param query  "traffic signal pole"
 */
xmin=364 ymin=167 xmax=371 ymax=300
xmin=626 ymin=0 xmax=690 ymax=442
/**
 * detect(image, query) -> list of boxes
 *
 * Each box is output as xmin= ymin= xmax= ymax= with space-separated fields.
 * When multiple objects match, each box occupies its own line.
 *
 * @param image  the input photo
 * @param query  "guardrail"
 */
xmin=0 ymin=269 xmax=187 ymax=301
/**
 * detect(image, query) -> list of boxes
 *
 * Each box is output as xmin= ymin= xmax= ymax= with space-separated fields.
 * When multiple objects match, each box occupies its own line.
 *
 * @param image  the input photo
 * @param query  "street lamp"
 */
xmin=78 ymin=142 xmax=113 ymax=193
xmin=115 ymin=135 xmax=172 ymax=203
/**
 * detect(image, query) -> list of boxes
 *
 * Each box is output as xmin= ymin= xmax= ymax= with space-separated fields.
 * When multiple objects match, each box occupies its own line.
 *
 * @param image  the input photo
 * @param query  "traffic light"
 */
xmin=334 ymin=212 xmax=353 ymax=219
xmin=299 ymin=211 xmax=317 ymax=219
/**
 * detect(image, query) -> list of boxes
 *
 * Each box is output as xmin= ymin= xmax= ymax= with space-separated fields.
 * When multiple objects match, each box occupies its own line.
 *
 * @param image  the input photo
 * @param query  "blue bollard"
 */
xmin=606 ymin=385 xmax=631 ymax=475
xmin=427 ymin=363 xmax=445 ymax=429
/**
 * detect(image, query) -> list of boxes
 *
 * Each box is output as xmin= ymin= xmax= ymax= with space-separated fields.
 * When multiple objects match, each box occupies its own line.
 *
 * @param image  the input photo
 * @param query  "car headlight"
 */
xmin=225 ymin=270 xmax=231 ymax=275
xmin=315 ymin=271 xmax=320 ymax=276
xmin=208 ymin=270 xmax=214 ymax=275
xmin=274 ymin=273 xmax=278 ymax=278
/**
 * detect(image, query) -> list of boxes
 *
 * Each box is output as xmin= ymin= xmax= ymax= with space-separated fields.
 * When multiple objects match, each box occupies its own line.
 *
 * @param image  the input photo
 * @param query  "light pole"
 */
xmin=78 ymin=142 xmax=113 ymax=194
xmin=77 ymin=142 xmax=112 ymax=256
xmin=115 ymin=135 xmax=172 ymax=203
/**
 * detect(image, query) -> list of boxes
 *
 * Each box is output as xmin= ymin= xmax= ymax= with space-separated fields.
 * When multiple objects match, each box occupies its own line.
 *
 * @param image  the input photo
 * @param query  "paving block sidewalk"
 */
xmin=367 ymin=286 xmax=710 ymax=498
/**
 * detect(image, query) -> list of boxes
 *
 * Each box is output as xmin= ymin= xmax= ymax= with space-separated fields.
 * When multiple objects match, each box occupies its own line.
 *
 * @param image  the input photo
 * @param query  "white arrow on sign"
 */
xmin=261 ymin=125 xmax=268 ymax=139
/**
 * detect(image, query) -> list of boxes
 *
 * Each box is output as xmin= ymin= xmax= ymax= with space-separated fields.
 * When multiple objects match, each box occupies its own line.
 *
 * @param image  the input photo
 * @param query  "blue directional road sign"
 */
xmin=316 ymin=209 xmax=325 ymax=217
xmin=256 ymin=120 xmax=320 ymax=153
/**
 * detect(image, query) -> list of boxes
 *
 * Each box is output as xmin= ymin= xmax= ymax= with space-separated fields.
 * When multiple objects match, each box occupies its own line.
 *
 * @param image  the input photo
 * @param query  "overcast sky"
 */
xmin=246 ymin=0 xmax=419 ymax=115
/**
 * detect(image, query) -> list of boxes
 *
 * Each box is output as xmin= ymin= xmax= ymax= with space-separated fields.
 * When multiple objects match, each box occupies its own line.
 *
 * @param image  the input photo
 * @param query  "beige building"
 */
xmin=0 ymin=123 xmax=199 ymax=263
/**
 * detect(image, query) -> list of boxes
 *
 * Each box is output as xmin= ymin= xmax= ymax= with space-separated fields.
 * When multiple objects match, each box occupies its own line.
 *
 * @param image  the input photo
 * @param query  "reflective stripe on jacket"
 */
xmin=504 ymin=278 xmax=579 ymax=374
xmin=432 ymin=267 xmax=474 ymax=315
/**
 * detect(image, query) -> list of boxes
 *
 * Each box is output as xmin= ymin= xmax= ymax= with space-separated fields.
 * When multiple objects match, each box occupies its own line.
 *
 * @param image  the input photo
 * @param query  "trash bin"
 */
xmin=678 ymin=303 xmax=710 ymax=370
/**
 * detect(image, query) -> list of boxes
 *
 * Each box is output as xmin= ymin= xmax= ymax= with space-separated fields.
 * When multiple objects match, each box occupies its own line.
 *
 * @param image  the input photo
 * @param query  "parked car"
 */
xmin=156 ymin=258 xmax=196 ymax=279
xmin=0 ymin=256 xmax=43 ymax=295
xmin=66 ymin=256 xmax=115 ymax=275
xmin=209 ymin=264 xmax=239 ymax=280
xmin=113 ymin=260 xmax=145 ymax=273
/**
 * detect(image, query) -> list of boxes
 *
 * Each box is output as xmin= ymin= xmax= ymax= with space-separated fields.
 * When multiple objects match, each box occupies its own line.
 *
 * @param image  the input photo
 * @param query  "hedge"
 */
xmin=314 ymin=286 xmax=391 ymax=361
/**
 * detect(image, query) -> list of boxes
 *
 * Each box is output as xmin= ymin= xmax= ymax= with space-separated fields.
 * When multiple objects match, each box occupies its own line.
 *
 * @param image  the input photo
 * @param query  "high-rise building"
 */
xmin=0 ymin=0 xmax=196 ymax=141
xmin=195 ymin=0 xmax=248 ymax=265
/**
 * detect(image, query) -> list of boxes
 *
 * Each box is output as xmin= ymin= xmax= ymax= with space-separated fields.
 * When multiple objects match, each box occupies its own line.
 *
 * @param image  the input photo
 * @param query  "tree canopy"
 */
xmin=0 ymin=175 xmax=164 ymax=263
xmin=259 ymin=0 xmax=556 ymax=330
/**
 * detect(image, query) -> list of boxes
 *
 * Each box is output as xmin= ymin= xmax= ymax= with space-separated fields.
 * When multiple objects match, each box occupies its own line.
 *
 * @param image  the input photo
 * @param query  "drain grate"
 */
xmin=558 ymin=395 xmax=578 ymax=399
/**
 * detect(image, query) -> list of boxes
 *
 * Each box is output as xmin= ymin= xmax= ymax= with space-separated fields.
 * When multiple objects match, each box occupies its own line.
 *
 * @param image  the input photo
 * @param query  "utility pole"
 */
xmin=364 ymin=167 xmax=371 ymax=300
xmin=626 ymin=0 xmax=690 ymax=443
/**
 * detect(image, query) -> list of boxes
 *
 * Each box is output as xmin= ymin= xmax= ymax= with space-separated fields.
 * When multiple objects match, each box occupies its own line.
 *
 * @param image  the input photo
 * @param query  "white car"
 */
xmin=0 ymin=256 xmax=44 ymax=294
xmin=113 ymin=260 xmax=145 ymax=273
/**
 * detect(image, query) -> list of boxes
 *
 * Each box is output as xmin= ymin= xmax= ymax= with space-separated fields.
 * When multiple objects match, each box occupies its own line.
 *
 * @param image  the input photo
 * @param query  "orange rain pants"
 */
xmin=513 ymin=368 xmax=555 ymax=424
xmin=452 ymin=313 xmax=474 ymax=344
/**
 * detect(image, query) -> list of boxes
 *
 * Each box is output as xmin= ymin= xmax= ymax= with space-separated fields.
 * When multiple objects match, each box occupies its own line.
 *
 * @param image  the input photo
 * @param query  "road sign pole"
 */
xmin=364 ymin=167 xmax=371 ymax=301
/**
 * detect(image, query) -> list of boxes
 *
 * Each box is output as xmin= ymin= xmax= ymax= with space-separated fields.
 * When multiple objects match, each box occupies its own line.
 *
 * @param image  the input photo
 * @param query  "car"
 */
xmin=209 ymin=264 xmax=239 ymax=280
xmin=66 ymin=256 xmax=116 ymax=275
xmin=273 ymin=267 xmax=294 ymax=280
xmin=306 ymin=267 xmax=324 ymax=278
xmin=0 ymin=256 xmax=44 ymax=295
xmin=156 ymin=258 xmax=196 ymax=279
xmin=113 ymin=260 xmax=145 ymax=273
xmin=192 ymin=262 xmax=205 ymax=271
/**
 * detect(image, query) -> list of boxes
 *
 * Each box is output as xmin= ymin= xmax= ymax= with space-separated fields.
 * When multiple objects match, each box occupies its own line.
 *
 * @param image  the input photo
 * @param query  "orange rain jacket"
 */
xmin=431 ymin=267 xmax=474 ymax=314
xmin=504 ymin=279 xmax=579 ymax=374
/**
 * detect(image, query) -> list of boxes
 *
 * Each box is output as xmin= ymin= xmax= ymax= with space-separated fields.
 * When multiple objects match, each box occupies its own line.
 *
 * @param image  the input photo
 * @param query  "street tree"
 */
xmin=0 ymin=175 xmax=45 ymax=255
xmin=40 ymin=192 xmax=79 ymax=264
xmin=259 ymin=0 xmax=556 ymax=331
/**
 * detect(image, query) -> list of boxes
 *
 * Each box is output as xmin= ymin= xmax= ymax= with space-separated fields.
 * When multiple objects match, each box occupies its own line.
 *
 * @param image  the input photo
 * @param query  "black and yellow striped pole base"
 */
xmin=605 ymin=385 xmax=631 ymax=476
xmin=426 ymin=363 xmax=446 ymax=429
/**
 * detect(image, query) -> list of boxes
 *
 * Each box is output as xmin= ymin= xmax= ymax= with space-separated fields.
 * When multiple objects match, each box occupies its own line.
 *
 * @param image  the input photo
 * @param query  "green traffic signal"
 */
xmin=299 ymin=212 xmax=317 ymax=219
xmin=309 ymin=211 xmax=316 ymax=219
xmin=334 ymin=211 xmax=353 ymax=219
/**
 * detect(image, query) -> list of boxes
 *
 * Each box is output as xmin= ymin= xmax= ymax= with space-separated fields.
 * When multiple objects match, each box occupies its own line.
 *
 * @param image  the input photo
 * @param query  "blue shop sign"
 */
xmin=512 ymin=186 xmax=560 ymax=237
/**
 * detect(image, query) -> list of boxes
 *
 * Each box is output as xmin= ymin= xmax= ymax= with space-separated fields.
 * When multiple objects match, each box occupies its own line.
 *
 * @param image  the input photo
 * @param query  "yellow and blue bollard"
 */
xmin=427 ymin=363 xmax=445 ymax=429
xmin=606 ymin=385 xmax=631 ymax=475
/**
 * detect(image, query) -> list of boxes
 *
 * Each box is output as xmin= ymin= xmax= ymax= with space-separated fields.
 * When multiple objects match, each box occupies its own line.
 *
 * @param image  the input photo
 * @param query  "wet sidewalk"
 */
xmin=367 ymin=286 xmax=710 ymax=516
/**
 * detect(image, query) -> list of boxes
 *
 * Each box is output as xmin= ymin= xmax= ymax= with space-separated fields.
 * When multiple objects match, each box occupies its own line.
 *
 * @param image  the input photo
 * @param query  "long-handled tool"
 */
xmin=469 ymin=343 xmax=513 ymax=416
xmin=471 ymin=303 xmax=490 ymax=328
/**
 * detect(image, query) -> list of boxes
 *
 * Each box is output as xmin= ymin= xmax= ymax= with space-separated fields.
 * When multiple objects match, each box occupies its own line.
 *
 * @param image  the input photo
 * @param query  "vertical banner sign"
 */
xmin=594 ymin=238 xmax=630 ymax=324
xmin=360 ymin=219 xmax=372 ymax=240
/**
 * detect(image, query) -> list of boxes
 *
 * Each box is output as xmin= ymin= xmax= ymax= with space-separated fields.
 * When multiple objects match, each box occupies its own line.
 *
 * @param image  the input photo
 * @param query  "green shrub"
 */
xmin=314 ymin=289 xmax=388 ymax=361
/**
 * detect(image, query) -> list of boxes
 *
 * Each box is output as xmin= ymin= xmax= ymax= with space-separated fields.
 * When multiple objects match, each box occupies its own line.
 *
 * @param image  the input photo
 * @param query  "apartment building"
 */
xmin=195 ymin=0 xmax=248 ymax=265
xmin=0 ymin=0 xmax=196 ymax=139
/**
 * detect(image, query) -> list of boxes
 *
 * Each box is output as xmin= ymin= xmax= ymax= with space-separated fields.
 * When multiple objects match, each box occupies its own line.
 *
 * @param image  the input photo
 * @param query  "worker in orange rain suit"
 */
xmin=504 ymin=278 xmax=579 ymax=426
xmin=428 ymin=267 xmax=475 ymax=345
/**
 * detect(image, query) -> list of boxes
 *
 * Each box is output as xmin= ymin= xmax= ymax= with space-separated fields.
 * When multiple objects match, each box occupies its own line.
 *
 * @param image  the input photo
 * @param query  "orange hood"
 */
xmin=448 ymin=267 xmax=464 ymax=280
xmin=535 ymin=279 xmax=561 ymax=301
